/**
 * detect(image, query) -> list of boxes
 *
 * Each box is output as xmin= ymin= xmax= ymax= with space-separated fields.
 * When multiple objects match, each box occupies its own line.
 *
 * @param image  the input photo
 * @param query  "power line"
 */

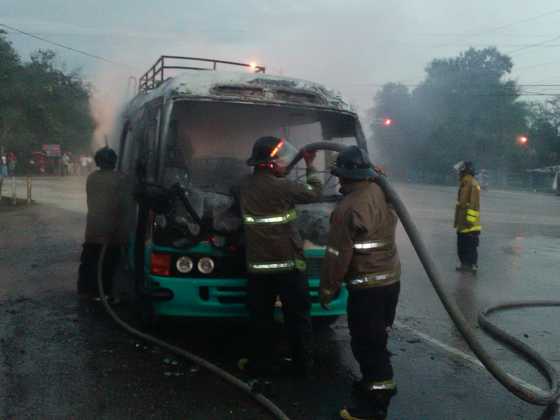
xmin=0 ymin=22 xmax=134 ymax=69
xmin=507 ymin=33 xmax=560 ymax=55
xmin=386 ymin=9 xmax=560 ymax=98
xmin=429 ymin=43 xmax=560 ymax=48
xmin=515 ymin=59 xmax=560 ymax=72
xmin=472 ymin=8 xmax=560 ymax=36
xmin=332 ymin=82 xmax=560 ymax=88
xmin=413 ymin=9 xmax=560 ymax=40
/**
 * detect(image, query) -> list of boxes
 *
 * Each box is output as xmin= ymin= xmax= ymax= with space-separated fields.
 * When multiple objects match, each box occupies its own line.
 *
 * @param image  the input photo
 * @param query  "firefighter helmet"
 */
xmin=331 ymin=145 xmax=375 ymax=180
xmin=246 ymin=136 xmax=298 ymax=167
xmin=453 ymin=160 xmax=475 ymax=176
xmin=94 ymin=147 xmax=117 ymax=169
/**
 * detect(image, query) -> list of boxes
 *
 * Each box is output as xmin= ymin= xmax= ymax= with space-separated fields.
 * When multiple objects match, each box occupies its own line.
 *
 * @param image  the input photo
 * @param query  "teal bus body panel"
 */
xmin=152 ymin=275 xmax=348 ymax=318
xmin=146 ymin=243 xmax=348 ymax=318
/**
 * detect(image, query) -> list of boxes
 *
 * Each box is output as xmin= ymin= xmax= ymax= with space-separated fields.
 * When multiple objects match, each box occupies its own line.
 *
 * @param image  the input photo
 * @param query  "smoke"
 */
xmin=88 ymin=66 xmax=132 ymax=152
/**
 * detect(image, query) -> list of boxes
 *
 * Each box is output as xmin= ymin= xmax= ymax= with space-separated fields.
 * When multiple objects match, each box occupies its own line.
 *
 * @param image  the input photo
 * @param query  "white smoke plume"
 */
xmin=88 ymin=66 xmax=133 ymax=152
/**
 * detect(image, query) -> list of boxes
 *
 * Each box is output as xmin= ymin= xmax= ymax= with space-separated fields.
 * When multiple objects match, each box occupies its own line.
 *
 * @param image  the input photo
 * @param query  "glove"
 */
xmin=319 ymin=288 xmax=335 ymax=310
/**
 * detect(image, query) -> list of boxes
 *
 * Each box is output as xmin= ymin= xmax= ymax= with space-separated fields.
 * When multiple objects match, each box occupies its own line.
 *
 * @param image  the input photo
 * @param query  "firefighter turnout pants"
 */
xmin=457 ymin=232 xmax=480 ymax=267
xmin=347 ymin=281 xmax=400 ymax=383
xmin=246 ymin=270 xmax=313 ymax=371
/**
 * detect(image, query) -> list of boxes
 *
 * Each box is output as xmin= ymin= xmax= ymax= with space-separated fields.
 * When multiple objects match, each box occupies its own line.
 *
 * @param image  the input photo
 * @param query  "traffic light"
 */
xmin=383 ymin=118 xmax=393 ymax=126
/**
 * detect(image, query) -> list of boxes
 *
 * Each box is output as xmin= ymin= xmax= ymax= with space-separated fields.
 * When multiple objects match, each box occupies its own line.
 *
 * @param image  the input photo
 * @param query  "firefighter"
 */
xmin=453 ymin=160 xmax=481 ymax=273
xmin=239 ymin=136 xmax=322 ymax=377
xmin=320 ymin=145 xmax=400 ymax=420
xmin=78 ymin=147 xmax=128 ymax=301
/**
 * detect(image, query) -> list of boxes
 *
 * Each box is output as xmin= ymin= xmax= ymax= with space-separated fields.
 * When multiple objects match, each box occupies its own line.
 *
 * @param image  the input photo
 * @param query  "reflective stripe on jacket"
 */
xmin=243 ymin=208 xmax=297 ymax=225
xmin=454 ymin=174 xmax=482 ymax=233
xmin=320 ymin=180 xmax=401 ymax=294
xmin=240 ymin=167 xmax=322 ymax=273
xmin=247 ymin=258 xmax=307 ymax=273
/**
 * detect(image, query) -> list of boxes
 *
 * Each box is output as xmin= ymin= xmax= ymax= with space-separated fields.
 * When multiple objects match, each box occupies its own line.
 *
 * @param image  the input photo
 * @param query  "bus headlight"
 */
xmin=197 ymin=257 xmax=215 ymax=274
xmin=176 ymin=256 xmax=194 ymax=273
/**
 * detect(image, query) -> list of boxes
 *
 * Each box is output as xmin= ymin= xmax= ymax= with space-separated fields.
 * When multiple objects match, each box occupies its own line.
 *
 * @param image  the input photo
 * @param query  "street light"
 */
xmin=517 ymin=135 xmax=528 ymax=146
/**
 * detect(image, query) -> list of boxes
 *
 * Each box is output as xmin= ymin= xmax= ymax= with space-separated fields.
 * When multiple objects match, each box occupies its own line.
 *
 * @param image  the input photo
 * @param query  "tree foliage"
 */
xmin=527 ymin=98 xmax=560 ymax=167
xmin=0 ymin=31 xmax=95 ymax=155
xmin=372 ymin=48 xmax=539 ymax=180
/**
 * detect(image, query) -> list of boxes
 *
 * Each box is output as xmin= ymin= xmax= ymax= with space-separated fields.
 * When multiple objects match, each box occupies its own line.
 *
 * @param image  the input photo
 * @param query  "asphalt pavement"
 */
xmin=0 ymin=176 xmax=559 ymax=419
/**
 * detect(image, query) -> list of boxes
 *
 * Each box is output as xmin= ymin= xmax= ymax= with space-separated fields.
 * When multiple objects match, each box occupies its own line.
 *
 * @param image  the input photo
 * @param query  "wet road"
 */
xmin=1 ymin=176 xmax=559 ymax=419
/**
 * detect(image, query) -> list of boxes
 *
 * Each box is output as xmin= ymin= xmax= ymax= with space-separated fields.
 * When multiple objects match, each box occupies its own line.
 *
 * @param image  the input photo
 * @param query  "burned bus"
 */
xmin=118 ymin=56 xmax=369 ymax=325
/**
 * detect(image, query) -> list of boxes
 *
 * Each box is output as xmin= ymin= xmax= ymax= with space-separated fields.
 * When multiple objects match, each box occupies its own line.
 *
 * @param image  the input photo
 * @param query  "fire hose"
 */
xmin=379 ymin=174 xmax=560 ymax=405
xmin=298 ymin=141 xmax=560 ymax=406
xmin=96 ymin=140 xmax=558 ymax=420
xmin=96 ymin=244 xmax=291 ymax=420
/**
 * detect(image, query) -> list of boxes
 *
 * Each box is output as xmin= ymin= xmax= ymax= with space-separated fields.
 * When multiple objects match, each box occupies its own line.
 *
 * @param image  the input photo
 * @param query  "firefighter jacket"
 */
xmin=85 ymin=169 xmax=131 ymax=245
xmin=240 ymin=168 xmax=322 ymax=273
xmin=320 ymin=180 xmax=400 ymax=297
xmin=454 ymin=174 xmax=481 ymax=234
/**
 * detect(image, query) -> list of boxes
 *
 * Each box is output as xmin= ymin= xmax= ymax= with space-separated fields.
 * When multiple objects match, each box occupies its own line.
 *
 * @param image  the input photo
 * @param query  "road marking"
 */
xmin=394 ymin=321 xmax=546 ymax=394
xmin=395 ymin=321 xmax=484 ymax=368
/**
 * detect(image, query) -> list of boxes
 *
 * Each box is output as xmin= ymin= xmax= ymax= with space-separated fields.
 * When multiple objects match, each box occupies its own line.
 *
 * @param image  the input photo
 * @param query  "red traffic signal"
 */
xmin=383 ymin=118 xmax=393 ymax=126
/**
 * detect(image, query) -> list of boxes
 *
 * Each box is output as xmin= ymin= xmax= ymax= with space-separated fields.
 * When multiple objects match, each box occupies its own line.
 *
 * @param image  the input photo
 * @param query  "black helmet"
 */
xmin=247 ymin=136 xmax=279 ymax=166
xmin=331 ymin=145 xmax=375 ymax=180
xmin=94 ymin=147 xmax=117 ymax=169
xmin=246 ymin=136 xmax=297 ymax=167
xmin=454 ymin=160 xmax=475 ymax=176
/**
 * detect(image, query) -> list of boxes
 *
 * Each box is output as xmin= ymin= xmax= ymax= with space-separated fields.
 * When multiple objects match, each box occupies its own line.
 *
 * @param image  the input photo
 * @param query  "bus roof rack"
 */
xmin=138 ymin=55 xmax=266 ymax=91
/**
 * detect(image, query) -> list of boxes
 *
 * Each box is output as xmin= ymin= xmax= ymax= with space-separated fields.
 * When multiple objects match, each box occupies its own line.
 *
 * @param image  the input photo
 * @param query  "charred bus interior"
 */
xmin=151 ymin=101 xmax=360 ymax=251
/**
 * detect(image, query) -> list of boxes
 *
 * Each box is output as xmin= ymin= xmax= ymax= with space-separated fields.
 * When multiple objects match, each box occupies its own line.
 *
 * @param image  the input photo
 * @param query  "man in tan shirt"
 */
xmin=78 ymin=147 xmax=128 ymax=301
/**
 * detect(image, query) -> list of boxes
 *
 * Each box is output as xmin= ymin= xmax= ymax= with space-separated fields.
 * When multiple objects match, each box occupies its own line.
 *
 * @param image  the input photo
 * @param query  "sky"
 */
xmin=3 ymin=0 xmax=560 ymax=124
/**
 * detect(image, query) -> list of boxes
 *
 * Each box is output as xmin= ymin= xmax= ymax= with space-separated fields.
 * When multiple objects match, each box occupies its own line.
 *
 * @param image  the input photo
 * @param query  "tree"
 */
xmin=371 ymin=47 xmax=530 ymax=180
xmin=0 ymin=31 xmax=95 ymax=157
xmin=21 ymin=50 xmax=95 ymax=152
xmin=371 ymin=83 xmax=413 ymax=175
xmin=527 ymin=99 xmax=560 ymax=166
xmin=0 ymin=30 xmax=27 ymax=152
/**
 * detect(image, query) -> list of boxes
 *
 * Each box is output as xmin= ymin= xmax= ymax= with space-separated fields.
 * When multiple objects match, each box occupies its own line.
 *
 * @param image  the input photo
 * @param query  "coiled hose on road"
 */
xmin=96 ymin=246 xmax=291 ymax=420
xmin=97 ymin=141 xmax=559 ymax=420
xmin=298 ymin=142 xmax=560 ymax=406
xmin=377 ymin=174 xmax=560 ymax=406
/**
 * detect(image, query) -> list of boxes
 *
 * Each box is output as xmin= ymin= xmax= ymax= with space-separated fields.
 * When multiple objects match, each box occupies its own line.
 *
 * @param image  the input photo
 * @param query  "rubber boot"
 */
xmin=456 ymin=264 xmax=477 ymax=274
xmin=344 ymin=379 xmax=397 ymax=420
xmin=340 ymin=397 xmax=390 ymax=420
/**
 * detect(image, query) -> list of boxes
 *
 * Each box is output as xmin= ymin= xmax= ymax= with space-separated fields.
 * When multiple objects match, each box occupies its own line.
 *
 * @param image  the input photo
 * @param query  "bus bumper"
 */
xmin=149 ymin=275 xmax=347 ymax=318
